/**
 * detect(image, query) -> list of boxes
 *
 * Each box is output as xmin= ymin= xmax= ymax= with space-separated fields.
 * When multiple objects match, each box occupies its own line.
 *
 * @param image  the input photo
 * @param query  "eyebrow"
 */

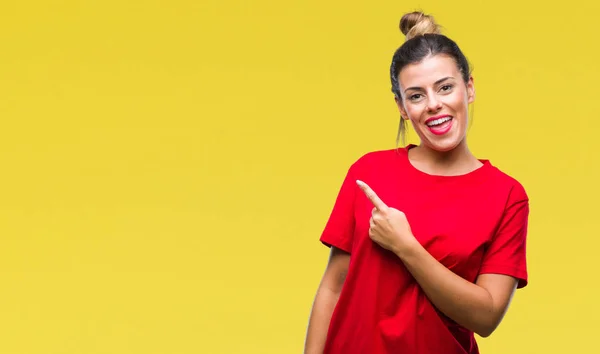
xmin=404 ymin=76 xmax=454 ymax=93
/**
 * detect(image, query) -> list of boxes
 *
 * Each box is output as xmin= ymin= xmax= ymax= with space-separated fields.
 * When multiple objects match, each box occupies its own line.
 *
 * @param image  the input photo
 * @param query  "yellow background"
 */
xmin=0 ymin=0 xmax=597 ymax=353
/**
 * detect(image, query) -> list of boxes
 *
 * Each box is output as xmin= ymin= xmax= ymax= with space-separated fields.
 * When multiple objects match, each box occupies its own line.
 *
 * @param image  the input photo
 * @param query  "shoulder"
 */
xmin=485 ymin=164 xmax=529 ymax=203
xmin=348 ymin=147 xmax=405 ymax=172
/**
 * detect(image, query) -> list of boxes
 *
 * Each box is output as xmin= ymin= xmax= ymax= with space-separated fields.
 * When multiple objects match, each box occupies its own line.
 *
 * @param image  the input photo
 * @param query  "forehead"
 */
xmin=398 ymin=54 xmax=460 ymax=88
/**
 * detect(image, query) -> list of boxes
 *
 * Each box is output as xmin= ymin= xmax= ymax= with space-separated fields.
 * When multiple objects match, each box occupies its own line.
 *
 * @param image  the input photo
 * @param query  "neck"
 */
xmin=409 ymin=139 xmax=481 ymax=176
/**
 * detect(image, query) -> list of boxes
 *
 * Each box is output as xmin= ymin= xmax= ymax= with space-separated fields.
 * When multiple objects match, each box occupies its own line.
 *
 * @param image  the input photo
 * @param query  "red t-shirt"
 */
xmin=319 ymin=145 xmax=529 ymax=354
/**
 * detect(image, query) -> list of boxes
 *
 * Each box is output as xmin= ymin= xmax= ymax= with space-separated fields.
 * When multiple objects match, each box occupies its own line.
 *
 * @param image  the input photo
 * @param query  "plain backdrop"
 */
xmin=0 ymin=0 xmax=598 ymax=353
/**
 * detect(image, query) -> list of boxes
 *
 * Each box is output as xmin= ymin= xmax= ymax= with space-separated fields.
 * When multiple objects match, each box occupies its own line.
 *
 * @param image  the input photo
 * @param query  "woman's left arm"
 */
xmin=396 ymin=241 xmax=518 ymax=337
xmin=356 ymin=180 xmax=525 ymax=338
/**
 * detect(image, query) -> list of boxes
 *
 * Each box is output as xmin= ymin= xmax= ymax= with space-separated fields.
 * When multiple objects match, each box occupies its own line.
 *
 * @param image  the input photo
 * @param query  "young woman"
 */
xmin=304 ymin=11 xmax=529 ymax=354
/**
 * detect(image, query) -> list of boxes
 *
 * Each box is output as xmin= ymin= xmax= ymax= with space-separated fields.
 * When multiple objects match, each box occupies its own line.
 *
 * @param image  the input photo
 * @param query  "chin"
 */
xmin=423 ymin=136 xmax=464 ymax=153
xmin=415 ymin=119 xmax=467 ymax=153
xmin=429 ymin=143 xmax=457 ymax=153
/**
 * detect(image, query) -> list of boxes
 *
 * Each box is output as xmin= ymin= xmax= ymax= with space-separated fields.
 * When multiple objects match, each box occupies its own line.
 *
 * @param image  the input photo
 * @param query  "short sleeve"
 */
xmin=479 ymin=183 xmax=529 ymax=288
xmin=319 ymin=163 xmax=358 ymax=253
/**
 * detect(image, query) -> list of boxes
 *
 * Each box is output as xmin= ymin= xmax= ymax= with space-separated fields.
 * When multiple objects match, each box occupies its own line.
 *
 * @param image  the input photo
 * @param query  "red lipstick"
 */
xmin=425 ymin=115 xmax=453 ymax=136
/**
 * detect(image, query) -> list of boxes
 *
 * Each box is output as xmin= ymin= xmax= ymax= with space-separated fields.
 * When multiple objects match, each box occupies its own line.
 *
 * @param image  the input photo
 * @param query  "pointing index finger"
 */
xmin=356 ymin=180 xmax=388 ymax=211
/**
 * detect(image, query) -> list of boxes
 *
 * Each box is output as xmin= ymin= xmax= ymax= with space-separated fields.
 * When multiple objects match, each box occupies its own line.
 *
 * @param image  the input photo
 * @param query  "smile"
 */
xmin=426 ymin=116 xmax=452 ymax=127
xmin=425 ymin=115 xmax=453 ymax=135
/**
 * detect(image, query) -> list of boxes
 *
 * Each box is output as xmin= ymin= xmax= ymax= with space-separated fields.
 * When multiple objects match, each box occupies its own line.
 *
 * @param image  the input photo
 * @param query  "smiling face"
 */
xmin=396 ymin=54 xmax=475 ymax=152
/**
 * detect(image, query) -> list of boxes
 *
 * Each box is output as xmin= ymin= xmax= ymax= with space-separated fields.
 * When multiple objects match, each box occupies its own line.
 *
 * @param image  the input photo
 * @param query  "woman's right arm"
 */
xmin=304 ymin=246 xmax=350 ymax=354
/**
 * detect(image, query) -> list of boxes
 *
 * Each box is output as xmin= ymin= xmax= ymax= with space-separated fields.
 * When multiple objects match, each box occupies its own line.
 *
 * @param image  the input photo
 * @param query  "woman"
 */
xmin=304 ymin=11 xmax=529 ymax=354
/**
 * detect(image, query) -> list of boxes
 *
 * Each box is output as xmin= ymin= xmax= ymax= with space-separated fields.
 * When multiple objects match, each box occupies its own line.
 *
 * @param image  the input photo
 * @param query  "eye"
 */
xmin=409 ymin=93 xmax=423 ymax=101
xmin=440 ymin=84 xmax=454 ymax=92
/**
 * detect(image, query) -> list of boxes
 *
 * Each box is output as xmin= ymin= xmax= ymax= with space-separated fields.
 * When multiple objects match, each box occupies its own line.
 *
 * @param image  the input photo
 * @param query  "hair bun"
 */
xmin=399 ymin=11 xmax=441 ymax=40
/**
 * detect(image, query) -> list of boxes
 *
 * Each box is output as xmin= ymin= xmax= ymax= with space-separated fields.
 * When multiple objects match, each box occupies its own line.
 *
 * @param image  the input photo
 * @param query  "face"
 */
xmin=395 ymin=54 xmax=475 ymax=152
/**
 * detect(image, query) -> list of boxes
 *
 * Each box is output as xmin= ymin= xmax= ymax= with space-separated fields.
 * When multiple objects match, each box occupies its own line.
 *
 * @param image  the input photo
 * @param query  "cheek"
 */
xmin=450 ymin=90 xmax=469 ymax=109
xmin=404 ymin=103 xmax=423 ymax=121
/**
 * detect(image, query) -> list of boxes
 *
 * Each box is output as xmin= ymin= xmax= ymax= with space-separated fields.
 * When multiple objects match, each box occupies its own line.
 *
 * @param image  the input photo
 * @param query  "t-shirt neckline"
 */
xmin=400 ymin=144 xmax=492 ymax=182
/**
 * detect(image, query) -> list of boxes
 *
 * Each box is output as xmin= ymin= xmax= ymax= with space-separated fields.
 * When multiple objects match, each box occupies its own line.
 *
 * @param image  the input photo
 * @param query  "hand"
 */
xmin=356 ymin=180 xmax=416 ymax=255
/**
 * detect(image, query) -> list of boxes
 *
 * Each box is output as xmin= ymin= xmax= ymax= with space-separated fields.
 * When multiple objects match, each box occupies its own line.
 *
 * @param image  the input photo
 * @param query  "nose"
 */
xmin=426 ymin=95 xmax=442 ymax=112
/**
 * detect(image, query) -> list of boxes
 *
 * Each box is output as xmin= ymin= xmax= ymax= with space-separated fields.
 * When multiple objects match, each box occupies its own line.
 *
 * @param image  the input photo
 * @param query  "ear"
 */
xmin=467 ymin=76 xmax=475 ymax=104
xmin=394 ymin=96 xmax=409 ymax=120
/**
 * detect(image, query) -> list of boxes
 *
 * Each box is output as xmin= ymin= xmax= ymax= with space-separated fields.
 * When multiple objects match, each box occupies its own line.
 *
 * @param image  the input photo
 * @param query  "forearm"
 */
xmin=395 ymin=241 xmax=497 ymax=337
xmin=304 ymin=287 xmax=340 ymax=354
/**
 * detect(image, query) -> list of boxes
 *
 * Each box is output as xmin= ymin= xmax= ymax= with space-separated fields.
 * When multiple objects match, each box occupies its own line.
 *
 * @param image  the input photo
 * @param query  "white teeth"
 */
xmin=427 ymin=117 xmax=452 ymax=127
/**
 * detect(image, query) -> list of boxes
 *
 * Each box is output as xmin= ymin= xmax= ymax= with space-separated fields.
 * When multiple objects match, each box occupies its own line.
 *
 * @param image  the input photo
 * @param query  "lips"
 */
xmin=425 ymin=115 xmax=453 ymax=136
xmin=425 ymin=115 xmax=452 ymax=126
